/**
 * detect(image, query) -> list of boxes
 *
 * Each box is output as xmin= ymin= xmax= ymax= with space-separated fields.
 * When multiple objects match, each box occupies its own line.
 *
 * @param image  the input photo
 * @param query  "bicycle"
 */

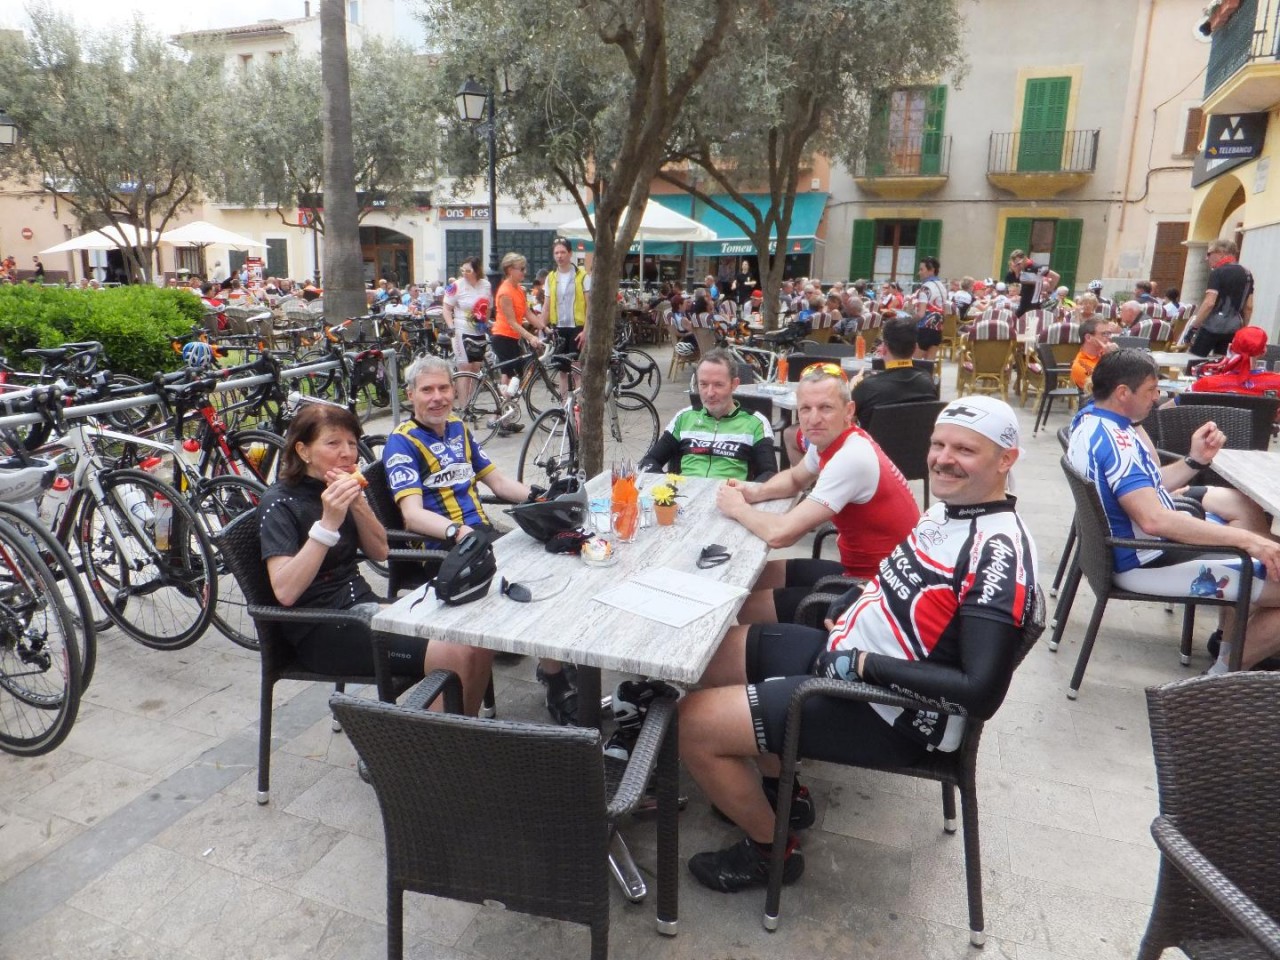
xmin=515 ymin=369 xmax=661 ymax=487
xmin=450 ymin=339 xmax=565 ymax=445
xmin=0 ymin=510 xmax=81 ymax=756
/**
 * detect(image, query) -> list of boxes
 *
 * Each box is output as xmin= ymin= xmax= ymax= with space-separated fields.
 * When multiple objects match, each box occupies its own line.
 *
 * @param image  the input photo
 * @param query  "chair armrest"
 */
xmin=400 ymin=668 xmax=465 ymax=714
xmin=789 ymin=676 xmax=967 ymax=720
xmin=1104 ymin=538 xmax=1251 ymax=566
xmin=246 ymin=604 xmax=370 ymax=630
xmin=607 ymin=695 xmax=677 ymax=818
xmin=385 ymin=547 xmax=448 ymax=564
xmin=1151 ymin=816 xmax=1280 ymax=957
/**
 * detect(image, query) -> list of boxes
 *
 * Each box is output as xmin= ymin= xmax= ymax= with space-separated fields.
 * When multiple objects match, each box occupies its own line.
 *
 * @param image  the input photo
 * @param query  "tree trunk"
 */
xmin=580 ymin=203 xmax=624 ymax=476
xmin=319 ymin=0 xmax=365 ymax=320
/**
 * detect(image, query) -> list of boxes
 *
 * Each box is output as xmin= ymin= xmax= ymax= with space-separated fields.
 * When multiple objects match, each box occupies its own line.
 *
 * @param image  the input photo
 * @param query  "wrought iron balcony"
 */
xmin=853 ymin=135 xmax=951 ymax=178
xmin=987 ymin=129 xmax=1100 ymax=176
xmin=852 ymin=134 xmax=950 ymax=198
xmin=1202 ymin=0 xmax=1280 ymax=112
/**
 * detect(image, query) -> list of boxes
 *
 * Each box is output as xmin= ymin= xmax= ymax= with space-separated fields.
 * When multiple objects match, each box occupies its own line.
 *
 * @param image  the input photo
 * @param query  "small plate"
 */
xmin=582 ymin=551 xmax=618 ymax=567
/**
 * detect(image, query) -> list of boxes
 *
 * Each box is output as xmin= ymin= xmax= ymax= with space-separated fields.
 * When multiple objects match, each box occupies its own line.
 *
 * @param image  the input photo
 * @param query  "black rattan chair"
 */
xmin=361 ymin=460 xmax=449 ymax=596
xmin=330 ymin=673 xmax=680 ymax=960
xmin=762 ymin=598 xmax=1044 ymax=946
xmin=1138 ymin=672 xmax=1280 ymax=959
xmin=863 ymin=399 xmax=948 ymax=508
xmin=216 ymin=511 xmax=420 ymax=805
xmin=1176 ymin=391 xmax=1278 ymax=451
xmin=1031 ymin=340 xmax=1081 ymax=437
xmin=1145 ymin=404 xmax=1256 ymax=459
xmin=1047 ymin=457 xmax=1252 ymax=699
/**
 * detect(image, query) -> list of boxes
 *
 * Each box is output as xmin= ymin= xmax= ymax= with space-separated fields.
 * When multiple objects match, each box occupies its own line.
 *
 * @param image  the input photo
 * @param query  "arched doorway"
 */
xmin=360 ymin=226 xmax=413 ymax=287
xmin=1190 ymin=172 xmax=1248 ymax=245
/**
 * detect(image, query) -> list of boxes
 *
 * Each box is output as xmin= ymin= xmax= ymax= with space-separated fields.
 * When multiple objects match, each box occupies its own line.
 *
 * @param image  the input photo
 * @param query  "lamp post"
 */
xmin=0 ymin=108 xmax=18 ymax=147
xmin=455 ymin=78 xmax=500 ymax=293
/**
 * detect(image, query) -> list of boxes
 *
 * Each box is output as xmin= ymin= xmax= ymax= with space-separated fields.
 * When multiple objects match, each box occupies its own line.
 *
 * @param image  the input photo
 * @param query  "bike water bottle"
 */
xmin=180 ymin=438 xmax=201 ymax=472
xmin=153 ymin=494 xmax=173 ymax=551
xmin=39 ymin=476 xmax=72 ymax=531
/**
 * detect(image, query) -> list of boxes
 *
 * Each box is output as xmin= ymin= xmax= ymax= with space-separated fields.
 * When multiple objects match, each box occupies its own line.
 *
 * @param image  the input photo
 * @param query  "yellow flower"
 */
xmin=650 ymin=483 xmax=678 ymax=506
xmin=665 ymin=473 xmax=685 ymax=487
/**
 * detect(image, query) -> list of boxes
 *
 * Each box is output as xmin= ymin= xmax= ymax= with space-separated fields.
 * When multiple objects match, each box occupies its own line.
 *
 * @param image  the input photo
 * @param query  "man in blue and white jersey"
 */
xmin=1067 ymin=348 xmax=1280 ymax=672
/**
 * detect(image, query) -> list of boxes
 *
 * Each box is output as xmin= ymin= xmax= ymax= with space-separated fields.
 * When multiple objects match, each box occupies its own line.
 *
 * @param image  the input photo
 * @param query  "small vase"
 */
xmin=654 ymin=503 xmax=678 ymax=526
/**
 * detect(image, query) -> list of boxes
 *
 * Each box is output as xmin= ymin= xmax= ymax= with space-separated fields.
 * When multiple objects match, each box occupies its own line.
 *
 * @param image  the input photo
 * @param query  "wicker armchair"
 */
xmin=1047 ymin=457 xmax=1253 ymax=699
xmin=1138 ymin=672 xmax=1280 ymax=959
xmin=863 ymin=399 xmax=948 ymax=508
xmin=361 ymin=461 xmax=448 ymax=596
xmin=1030 ymin=340 xmax=1080 ymax=436
xmin=1144 ymin=404 xmax=1256 ymax=460
xmin=330 ymin=673 xmax=681 ymax=960
xmin=1176 ymin=392 xmax=1279 ymax=451
xmin=762 ymin=599 xmax=1044 ymax=946
xmin=215 ymin=511 xmax=420 ymax=805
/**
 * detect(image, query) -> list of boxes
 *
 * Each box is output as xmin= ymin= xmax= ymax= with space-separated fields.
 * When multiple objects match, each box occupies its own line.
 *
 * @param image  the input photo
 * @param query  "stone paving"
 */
xmin=0 ymin=343 xmax=1205 ymax=959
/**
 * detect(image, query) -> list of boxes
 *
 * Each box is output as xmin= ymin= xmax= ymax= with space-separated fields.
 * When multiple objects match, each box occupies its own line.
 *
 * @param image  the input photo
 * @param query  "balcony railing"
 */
xmin=854 ymin=134 xmax=951 ymax=178
xmin=1205 ymin=0 xmax=1279 ymax=97
xmin=987 ymin=129 xmax=1100 ymax=176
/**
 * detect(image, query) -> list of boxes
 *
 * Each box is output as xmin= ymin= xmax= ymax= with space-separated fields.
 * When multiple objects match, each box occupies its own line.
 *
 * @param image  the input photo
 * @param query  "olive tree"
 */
xmin=318 ymin=0 xmax=364 ymax=321
xmin=424 ymin=0 xmax=741 ymax=473
xmin=0 ymin=7 xmax=225 ymax=281
xmin=661 ymin=0 xmax=968 ymax=327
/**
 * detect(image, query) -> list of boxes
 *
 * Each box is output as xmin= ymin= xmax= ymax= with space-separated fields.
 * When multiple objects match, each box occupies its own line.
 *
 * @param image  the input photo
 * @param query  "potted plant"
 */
xmin=650 ymin=482 xmax=681 ymax=525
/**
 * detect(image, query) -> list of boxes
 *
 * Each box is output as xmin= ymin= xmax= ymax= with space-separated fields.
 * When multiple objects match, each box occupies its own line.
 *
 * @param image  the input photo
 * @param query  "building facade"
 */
xmin=824 ymin=0 xmax=1208 ymax=303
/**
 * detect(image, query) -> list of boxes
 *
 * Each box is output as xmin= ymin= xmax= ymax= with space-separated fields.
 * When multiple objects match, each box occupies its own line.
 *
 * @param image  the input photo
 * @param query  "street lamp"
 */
xmin=455 ymin=79 xmax=500 ymax=293
xmin=0 ymin=108 xmax=17 ymax=147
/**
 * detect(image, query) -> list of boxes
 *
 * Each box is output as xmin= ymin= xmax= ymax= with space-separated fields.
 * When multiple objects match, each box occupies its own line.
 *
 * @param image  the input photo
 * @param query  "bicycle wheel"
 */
xmin=0 ymin=520 xmax=81 ymax=757
xmin=103 ymin=374 xmax=159 ymax=433
xmin=524 ymin=361 xmax=565 ymax=423
xmin=616 ymin=347 xmax=662 ymax=401
xmin=603 ymin=392 xmax=660 ymax=466
xmin=451 ymin=372 xmax=502 ymax=446
xmin=295 ymin=350 xmax=344 ymax=402
xmin=191 ymin=475 xmax=264 ymax=651
xmin=77 ymin=468 xmax=217 ymax=650
xmin=0 ymin=503 xmax=97 ymax=691
xmin=226 ymin=429 xmax=285 ymax=486
xmin=517 ymin=409 xmax=576 ymax=486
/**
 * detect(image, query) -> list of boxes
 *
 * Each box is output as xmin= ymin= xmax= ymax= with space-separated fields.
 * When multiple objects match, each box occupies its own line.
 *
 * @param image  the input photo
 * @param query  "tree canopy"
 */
xmin=0 ymin=6 xmax=225 ymax=281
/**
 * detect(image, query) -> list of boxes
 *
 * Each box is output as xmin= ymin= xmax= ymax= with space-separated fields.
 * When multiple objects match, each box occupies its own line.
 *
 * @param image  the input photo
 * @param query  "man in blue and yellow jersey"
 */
xmin=546 ymin=237 xmax=590 ymax=395
xmin=383 ymin=354 xmax=581 ymax=724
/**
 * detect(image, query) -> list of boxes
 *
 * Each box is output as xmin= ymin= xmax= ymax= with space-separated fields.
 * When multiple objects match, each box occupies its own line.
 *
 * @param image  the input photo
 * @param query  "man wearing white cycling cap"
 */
xmin=680 ymin=394 xmax=1040 ymax=901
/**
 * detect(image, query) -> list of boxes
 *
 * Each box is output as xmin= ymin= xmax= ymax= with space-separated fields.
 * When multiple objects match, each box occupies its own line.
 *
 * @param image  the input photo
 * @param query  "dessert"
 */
xmin=581 ymin=536 xmax=615 ymax=565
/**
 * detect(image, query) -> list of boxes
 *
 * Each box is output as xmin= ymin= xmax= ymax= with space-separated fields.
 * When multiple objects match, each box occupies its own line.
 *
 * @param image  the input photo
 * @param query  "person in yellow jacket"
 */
xmin=546 ymin=237 xmax=591 ymax=395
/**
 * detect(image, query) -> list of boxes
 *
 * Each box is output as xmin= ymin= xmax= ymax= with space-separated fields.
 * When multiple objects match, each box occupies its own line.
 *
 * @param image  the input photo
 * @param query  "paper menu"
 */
xmin=593 ymin=566 xmax=747 ymax=628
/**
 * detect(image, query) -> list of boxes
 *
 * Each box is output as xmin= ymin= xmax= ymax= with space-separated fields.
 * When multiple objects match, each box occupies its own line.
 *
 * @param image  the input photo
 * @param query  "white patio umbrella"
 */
xmin=39 ymin=223 xmax=161 ymax=254
xmin=158 ymin=221 xmax=267 ymax=249
xmin=555 ymin=202 xmax=716 ymax=283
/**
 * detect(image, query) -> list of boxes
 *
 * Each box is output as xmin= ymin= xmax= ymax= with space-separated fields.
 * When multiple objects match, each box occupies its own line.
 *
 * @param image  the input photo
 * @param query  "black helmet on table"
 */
xmin=507 ymin=476 xmax=587 ymax=542
xmin=433 ymin=528 xmax=497 ymax=605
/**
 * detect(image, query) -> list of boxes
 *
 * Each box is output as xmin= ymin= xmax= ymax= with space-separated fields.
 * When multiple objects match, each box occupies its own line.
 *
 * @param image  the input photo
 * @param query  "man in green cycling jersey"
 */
xmin=639 ymin=349 xmax=777 ymax=481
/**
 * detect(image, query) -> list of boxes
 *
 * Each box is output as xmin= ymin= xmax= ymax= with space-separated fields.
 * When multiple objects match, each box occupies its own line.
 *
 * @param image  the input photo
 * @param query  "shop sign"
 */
xmin=1205 ymin=113 xmax=1267 ymax=161
xmin=440 ymin=206 xmax=490 ymax=221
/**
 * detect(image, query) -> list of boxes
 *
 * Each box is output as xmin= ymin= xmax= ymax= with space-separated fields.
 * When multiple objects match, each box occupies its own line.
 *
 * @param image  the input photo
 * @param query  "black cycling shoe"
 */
xmin=688 ymin=835 xmax=804 ymax=893
xmin=537 ymin=663 xmax=578 ymax=726
xmin=711 ymin=780 xmax=816 ymax=830
xmin=1207 ymin=629 xmax=1223 ymax=660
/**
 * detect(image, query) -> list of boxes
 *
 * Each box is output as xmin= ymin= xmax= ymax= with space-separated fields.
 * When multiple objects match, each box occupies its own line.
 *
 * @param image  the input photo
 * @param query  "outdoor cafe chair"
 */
xmin=768 ymin=590 xmax=1045 ymax=946
xmin=863 ymin=399 xmax=948 ymax=508
xmin=1138 ymin=672 xmax=1280 ymax=960
xmin=330 ymin=672 xmax=680 ymax=960
xmin=1115 ymin=334 xmax=1152 ymax=351
xmin=1030 ymin=340 xmax=1080 ymax=437
xmin=1047 ymin=458 xmax=1252 ymax=699
xmin=1175 ymin=392 xmax=1278 ymax=451
xmin=215 ymin=511 xmax=420 ymax=805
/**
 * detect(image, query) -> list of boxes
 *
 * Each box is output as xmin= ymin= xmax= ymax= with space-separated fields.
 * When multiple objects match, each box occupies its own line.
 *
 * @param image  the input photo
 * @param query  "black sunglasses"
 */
xmin=697 ymin=544 xmax=731 ymax=569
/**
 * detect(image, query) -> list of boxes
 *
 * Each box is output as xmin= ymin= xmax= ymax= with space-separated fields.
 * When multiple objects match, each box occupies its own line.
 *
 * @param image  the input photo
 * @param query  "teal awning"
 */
xmin=572 ymin=239 xmax=685 ymax=256
xmin=653 ymin=192 xmax=827 ymax=256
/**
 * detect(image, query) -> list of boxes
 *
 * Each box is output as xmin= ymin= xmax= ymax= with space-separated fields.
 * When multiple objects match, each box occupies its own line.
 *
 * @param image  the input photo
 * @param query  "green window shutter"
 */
xmin=1017 ymin=77 xmax=1071 ymax=172
xmin=1053 ymin=219 xmax=1083 ymax=295
xmin=920 ymin=86 xmax=947 ymax=175
xmin=1000 ymin=219 xmax=1033 ymax=276
xmin=849 ymin=220 xmax=875 ymax=280
xmin=917 ymin=220 xmax=942 ymax=262
xmin=265 ymin=238 xmax=288 ymax=279
xmin=867 ymin=92 xmax=891 ymax=176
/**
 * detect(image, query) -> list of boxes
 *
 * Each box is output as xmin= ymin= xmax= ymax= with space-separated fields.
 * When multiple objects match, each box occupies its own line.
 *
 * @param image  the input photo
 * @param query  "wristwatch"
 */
xmin=444 ymin=522 xmax=461 ymax=543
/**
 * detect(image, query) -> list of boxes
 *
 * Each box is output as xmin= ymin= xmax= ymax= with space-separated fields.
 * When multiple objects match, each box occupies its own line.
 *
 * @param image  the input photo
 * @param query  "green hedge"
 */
xmin=0 ymin=285 xmax=204 ymax=377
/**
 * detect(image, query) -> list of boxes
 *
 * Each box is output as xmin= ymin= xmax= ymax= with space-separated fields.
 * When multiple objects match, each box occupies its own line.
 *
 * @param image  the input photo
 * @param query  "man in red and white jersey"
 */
xmin=682 ymin=395 xmax=1039 ymax=894
xmin=717 ymin=365 xmax=919 ymax=624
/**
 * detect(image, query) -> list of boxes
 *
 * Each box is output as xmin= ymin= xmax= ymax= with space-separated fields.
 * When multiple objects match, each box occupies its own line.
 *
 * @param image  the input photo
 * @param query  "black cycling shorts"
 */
xmin=772 ymin=557 xmax=849 ymax=623
xmin=916 ymin=326 xmax=943 ymax=350
xmin=743 ymin=624 xmax=926 ymax=767
xmin=490 ymin=334 xmax=527 ymax=377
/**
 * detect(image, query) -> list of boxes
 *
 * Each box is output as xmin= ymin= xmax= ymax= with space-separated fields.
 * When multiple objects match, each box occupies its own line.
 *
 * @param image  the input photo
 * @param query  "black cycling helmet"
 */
xmin=507 ymin=477 xmax=588 ymax=542
xmin=433 ymin=528 xmax=497 ymax=605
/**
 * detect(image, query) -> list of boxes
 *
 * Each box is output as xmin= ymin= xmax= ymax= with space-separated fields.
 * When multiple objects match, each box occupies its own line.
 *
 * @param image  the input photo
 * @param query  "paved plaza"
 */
xmin=0 ymin=346 xmax=1196 ymax=960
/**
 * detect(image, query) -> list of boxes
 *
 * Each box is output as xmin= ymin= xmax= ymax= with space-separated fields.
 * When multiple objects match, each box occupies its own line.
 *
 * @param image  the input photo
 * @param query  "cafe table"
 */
xmin=372 ymin=473 xmax=792 ymax=902
xmin=1206 ymin=449 xmax=1280 ymax=517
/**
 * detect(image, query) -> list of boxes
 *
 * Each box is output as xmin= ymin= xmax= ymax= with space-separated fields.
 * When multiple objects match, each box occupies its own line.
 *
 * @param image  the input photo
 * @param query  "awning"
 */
xmin=652 ymin=192 xmax=828 ymax=256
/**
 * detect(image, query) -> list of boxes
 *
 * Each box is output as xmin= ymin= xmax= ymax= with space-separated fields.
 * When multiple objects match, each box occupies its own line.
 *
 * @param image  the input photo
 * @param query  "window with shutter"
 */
xmin=1000 ymin=219 xmax=1033 ymax=276
xmin=1180 ymin=108 xmax=1205 ymax=157
xmin=1053 ymin=219 xmax=1083 ymax=295
xmin=917 ymin=220 xmax=942 ymax=263
xmin=849 ymin=220 xmax=875 ymax=280
xmin=1150 ymin=222 xmax=1189 ymax=293
xmin=1017 ymin=77 xmax=1071 ymax=172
